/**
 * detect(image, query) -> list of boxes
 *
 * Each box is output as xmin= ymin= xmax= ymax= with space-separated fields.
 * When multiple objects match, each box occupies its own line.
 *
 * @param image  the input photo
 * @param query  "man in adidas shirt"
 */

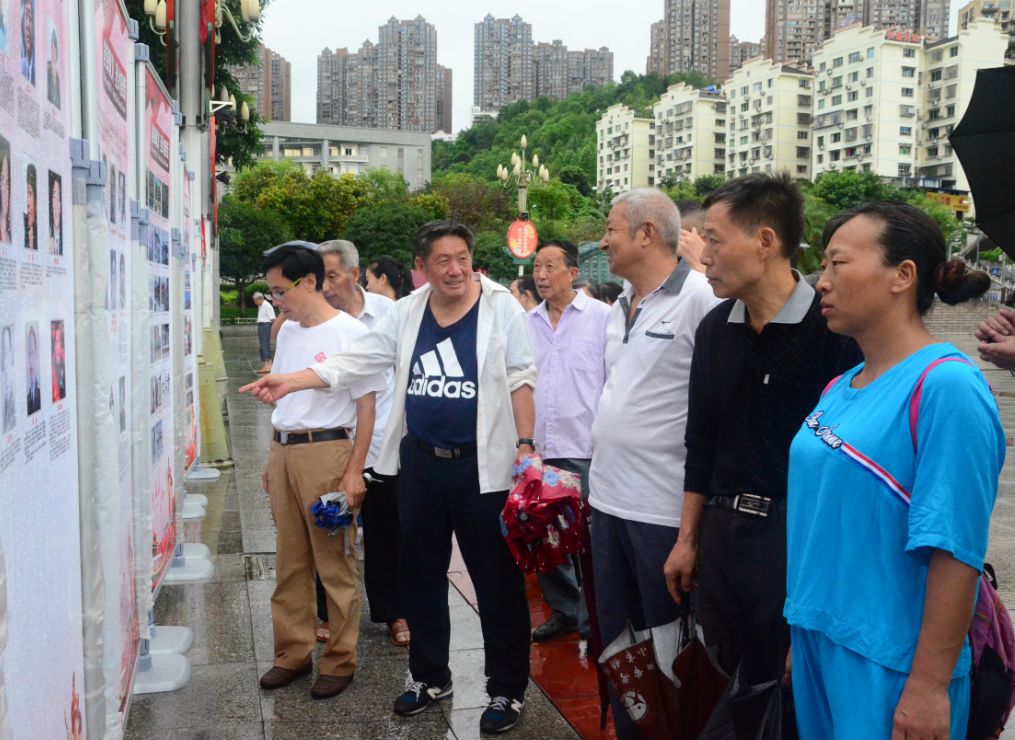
xmin=253 ymin=242 xmax=385 ymax=701
xmin=242 ymin=222 xmax=537 ymax=735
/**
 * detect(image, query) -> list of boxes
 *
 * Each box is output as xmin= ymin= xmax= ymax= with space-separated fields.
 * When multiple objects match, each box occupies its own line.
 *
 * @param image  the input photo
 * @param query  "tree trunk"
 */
xmin=237 ymin=281 xmax=246 ymax=310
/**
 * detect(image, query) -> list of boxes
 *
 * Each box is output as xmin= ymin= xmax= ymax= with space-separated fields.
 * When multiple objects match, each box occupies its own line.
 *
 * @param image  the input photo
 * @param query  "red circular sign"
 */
xmin=506 ymin=219 xmax=539 ymax=260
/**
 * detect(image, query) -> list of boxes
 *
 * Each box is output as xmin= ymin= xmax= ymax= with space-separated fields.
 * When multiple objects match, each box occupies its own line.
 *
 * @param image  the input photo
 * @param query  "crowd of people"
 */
xmin=240 ymin=172 xmax=1007 ymax=738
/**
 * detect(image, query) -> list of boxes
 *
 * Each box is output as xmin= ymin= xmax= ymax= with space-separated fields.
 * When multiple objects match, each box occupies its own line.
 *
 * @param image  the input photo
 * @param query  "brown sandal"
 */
xmin=316 ymin=622 xmax=330 ymax=643
xmin=388 ymin=618 xmax=410 ymax=647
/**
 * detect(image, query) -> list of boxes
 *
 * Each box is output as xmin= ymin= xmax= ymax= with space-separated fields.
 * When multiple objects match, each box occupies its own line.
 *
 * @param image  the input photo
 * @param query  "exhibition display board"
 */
xmin=182 ymin=170 xmax=198 ymax=472
xmin=0 ymin=0 xmax=86 ymax=736
xmin=142 ymin=64 xmax=177 ymax=593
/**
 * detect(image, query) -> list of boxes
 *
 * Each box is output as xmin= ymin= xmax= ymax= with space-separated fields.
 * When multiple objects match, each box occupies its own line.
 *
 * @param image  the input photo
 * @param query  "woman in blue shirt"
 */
xmin=785 ymin=201 xmax=1004 ymax=738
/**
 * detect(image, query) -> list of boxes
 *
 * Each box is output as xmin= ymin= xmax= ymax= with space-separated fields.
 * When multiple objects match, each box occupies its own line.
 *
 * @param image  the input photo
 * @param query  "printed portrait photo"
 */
xmin=25 ymin=321 xmax=40 ymax=415
xmin=0 ymin=0 xmax=10 ymax=54
xmin=19 ymin=0 xmax=34 ymax=85
xmin=48 ymin=170 xmax=61 ymax=255
xmin=51 ymin=319 xmax=65 ymax=402
xmin=24 ymin=161 xmax=36 ymax=250
xmin=45 ymin=23 xmax=58 ymax=108
xmin=1 ymin=324 xmax=15 ymax=433
xmin=0 ymin=135 xmax=10 ymax=244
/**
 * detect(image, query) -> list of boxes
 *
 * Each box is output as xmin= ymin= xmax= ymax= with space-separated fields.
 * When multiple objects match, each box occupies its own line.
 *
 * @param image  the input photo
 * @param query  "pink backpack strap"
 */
xmin=822 ymin=374 xmax=843 ymax=398
xmin=908 ymin=357 xmax=974 ymax=451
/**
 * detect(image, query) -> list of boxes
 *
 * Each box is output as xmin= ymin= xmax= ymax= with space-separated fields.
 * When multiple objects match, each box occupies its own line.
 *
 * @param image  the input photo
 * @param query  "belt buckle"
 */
xmin=735 ymin=493 xmax=770 ymax=517
xmin=278 ymin=431 xmax=289 ymax=445
xmin=433 ymin=446 xmax=454 ymax=459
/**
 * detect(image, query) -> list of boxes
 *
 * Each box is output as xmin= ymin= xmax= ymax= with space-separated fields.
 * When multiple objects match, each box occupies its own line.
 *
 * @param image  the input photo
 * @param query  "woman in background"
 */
xmin=364 ymin=256 xmax=414 ymax=301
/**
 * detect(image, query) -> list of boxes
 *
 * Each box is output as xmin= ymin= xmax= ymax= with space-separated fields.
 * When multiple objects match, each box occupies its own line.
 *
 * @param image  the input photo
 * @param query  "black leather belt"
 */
xmin=708 ymin=493 xmax=784 ymax=517
xmin=273 ymin=427 xmax=349 ymax=446
xmin=409 ymin=434 xmax=477 ymax=459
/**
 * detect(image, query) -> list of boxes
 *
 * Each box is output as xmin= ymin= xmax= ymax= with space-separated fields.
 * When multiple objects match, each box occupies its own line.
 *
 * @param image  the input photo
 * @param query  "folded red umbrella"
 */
xmin=500 ymin=455 xmax=584 ymax=573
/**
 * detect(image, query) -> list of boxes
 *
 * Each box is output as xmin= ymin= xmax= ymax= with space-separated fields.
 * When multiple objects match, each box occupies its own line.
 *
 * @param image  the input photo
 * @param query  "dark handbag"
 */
xmin=699 ymin=662 xmax=798 ymax=740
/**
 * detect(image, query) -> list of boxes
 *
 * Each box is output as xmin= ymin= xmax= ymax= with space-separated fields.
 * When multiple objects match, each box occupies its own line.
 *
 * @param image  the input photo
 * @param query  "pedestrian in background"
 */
xmin=510 ymin=275 xmax=539 ymax=312
xmin=528 ymin=239 xmax=610 ymax=644
xmin=786 ymin=202 xmax=1001 ymax=737
xmin=253 ymin=291 xmax=275 ymax=374
xmin=365 ymin=255 xmax=415 ymax=301
xmin=590 ymin=189 xmax=720 ymax=739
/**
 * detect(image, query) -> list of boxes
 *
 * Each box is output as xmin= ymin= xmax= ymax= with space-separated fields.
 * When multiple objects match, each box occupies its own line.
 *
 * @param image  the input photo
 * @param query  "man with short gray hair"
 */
xmin=317 ymin=239 xmax=409 ymax=648
xmin=590 ymin=188 xmax=720 ymax=739
xmin=253 ymin=291 xmax=276 ymax=374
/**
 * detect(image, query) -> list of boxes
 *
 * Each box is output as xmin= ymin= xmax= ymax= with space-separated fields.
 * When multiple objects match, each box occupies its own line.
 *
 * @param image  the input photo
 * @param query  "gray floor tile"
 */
xmin=126 ymin=722 xmax=265 ymax=740
xmin=153 ymin=581 xmax=254 ymax=666
xmin=263 ymin=714 xmax=453 ymax=740
xmin=126 ymin=663 xmax=261 ymax=731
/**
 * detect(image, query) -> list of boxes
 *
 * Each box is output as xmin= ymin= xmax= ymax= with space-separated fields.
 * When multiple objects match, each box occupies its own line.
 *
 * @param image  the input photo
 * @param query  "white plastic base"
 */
xmin=163 ymin=553 xmax=214 ymax=584
xmin=132 ymin=653 xmax=191 ymax=695
xmin=181 ymin=498 xmax=207 ymax=520
xmin=181 ymin=542 xmax=211 ymax=560
xmin=148 ymin=625 xmax=194 ymax=655
xmin=187 ymin=466 xmax=221 ymax=482
xmin=185 ymin=493 xmax=209 ymax=508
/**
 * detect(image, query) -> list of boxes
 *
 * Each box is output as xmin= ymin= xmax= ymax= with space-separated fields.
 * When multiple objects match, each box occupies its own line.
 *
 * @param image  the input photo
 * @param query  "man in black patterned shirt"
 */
xmin=663 ymin=174 xmax=861 ymax=691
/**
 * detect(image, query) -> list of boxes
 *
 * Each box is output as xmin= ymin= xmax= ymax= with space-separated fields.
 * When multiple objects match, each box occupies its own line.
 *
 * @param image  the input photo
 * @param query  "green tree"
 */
xmin=218 ymin=196 xmax=292 ymax=307
xmin=812 ymin=170 xmax=902 ymax=210
xmin=341 ymin=204 xmax=435 ymax=266
xmin=431 ymin=173 xmax=513 ymax=234
xmin=254 ymin=171 xmax=371 ymax=242
xmin=473 ymin=231 xmax=515 ymax=280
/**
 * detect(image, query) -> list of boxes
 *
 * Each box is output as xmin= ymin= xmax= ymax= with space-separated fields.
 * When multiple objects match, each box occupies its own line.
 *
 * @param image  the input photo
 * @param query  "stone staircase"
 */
xmin=924 ymin=299 xmax=1002 ymax=336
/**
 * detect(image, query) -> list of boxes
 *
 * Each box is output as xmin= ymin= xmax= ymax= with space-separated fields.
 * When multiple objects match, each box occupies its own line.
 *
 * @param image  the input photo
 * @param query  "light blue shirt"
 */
xmin=785 ymin=343 xmax=1004 ymax=677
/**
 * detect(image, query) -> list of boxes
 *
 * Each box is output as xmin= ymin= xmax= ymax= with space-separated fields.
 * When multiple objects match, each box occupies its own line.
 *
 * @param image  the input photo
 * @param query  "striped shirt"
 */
xmin=529 ymin=289 xmax=611 ymax=459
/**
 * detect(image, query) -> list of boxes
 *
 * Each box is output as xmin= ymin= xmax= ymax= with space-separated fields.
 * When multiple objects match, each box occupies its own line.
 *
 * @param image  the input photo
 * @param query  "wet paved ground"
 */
xmin=126 ymin=302 xmax=1015 ymax=739
xmin=125 ymin=326 xmax=577 ymax=740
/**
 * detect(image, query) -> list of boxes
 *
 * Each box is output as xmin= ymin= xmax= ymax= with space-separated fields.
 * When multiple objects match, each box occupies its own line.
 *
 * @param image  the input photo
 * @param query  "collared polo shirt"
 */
xmin=589 ymin=261 xmax=722 ymax=528
xmin=529 ymin=289 xmax=611 ymax=459
xmin=683 ymin=272 xmax=862 ymax=501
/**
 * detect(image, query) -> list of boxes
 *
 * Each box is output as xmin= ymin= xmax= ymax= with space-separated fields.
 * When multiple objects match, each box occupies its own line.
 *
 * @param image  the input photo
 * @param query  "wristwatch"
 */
xmin=516 ymin=437 xmax=536 ymax=449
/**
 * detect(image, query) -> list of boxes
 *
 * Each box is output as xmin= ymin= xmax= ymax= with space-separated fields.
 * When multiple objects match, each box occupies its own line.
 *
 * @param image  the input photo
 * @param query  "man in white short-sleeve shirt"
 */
xmin=254 ymin=291 xmax=276 ymax=373
xmin=589 ymin=190 xmax=720 ymax=740
xmin=256 ymin=241 xmax=385 ymax=702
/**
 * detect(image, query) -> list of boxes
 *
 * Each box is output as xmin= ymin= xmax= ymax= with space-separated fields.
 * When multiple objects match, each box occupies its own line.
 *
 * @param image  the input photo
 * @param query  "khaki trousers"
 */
xmin=266 ymin=438 xmax=360 ymax=676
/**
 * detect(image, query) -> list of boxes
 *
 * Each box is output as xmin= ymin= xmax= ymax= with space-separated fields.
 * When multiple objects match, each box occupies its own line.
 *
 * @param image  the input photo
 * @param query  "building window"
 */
xmin=796 ymin=146 xmax=810 ymax=159
xmin=901 ymin=88 xmax=914 ymax=97
xmin=931 ymin=50 xmax=943 ymax=62
xmin=899 ymin=144 xmax=912 ymax=155
xmin=833 ymin=56 xmax=843 ymax=67
xmin=797 ymin=165 xmax=808 ymax=174
xmin=900 ymin=126 xmax=912 ymax=136
xmin=930 ymin=69 xmax=942 ymax=82
xmin=950 ymin=46 xmax=959 ymax=57
xmin=832 ymin=95 xmax=842 ymax=106
xmin=847 ymin=91 xmax=858 ymax=102
xmin=866 ymin=67 xmax=874 ymax=78
xmin=866 ymin=47 xmax=875 ymax=59
xmin=797 ymin=131 xmax=808 ymax=140
xmin=898 ymin=163 xmax=912 ymax=177
xmin=848 ymin=71 xmax=859 ymax=82
xmin=903 ymin=47 xmax=915 ymax=58
xmin=902 ymin=66 xmax=916 ymax=78
xmin=865 ymin=87 xmax=874 ymax=98
xmin=848 ymin=51 xmax=861 ymax=63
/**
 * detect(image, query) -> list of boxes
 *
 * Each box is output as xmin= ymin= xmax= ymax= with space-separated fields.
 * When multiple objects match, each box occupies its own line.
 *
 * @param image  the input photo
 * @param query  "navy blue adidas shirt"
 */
xmin=405 ymin=299 xmax=480 ymax=448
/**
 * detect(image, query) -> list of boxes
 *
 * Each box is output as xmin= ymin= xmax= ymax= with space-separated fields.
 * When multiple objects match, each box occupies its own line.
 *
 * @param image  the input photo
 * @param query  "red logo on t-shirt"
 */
xmin=315 ymin=352 xmax=327 ymax=363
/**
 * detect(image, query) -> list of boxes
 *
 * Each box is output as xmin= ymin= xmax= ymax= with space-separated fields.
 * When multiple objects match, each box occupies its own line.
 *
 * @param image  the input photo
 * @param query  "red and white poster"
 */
xmin=144 ymin=65 xmax=176 ymax=592
xmin=182 ymin=170 xmax=198 ymax=473
xmin=0 ymin=0 xmax=85 ymax=736
xmin=96 ymin=0 xmax=139 ymax=721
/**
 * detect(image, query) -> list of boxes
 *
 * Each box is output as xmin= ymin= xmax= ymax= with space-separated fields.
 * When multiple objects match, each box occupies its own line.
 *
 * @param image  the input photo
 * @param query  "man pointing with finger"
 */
xmin=255 ymin=241 xmax=383 ymax=700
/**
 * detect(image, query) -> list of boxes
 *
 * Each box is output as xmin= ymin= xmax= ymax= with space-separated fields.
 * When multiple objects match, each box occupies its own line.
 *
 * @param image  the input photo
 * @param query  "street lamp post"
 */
xmin=497 ymin=135 xmax=549 ymax=276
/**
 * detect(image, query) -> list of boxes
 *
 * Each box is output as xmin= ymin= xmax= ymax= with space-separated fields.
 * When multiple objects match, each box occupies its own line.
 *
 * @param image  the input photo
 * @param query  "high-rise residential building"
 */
xmin=437 ymin=65 xmax=453 ymax=134
xmin=377 ymin=16 xmax=439 ymax=132
xmin=647 ymin=20 xmax=669 ymax=75
xmin=231 ymin=44 xmax=291 ymax=122
xmin=473 ymin=14 xmax=533 ymax=113
xmin=810 ymin=20 xmax=1005 ymax=192
xmin=861 ymin=0 xmax=952 ymax=38
xmin=724 ymin=57 xmax=814 ymax=179
xmin=729 ymin=35 xmax=764 ymax=72
xmin=596 ymin=103 xmax=656 ymax=192
xmin=959 ymin=0 xmax=1015 ymax=59
xmin=662 ymin=0 xmax=731 ymax=81
xmin=765 ymin=0 xmax=831 ymax=62
xmin=653 ymin=82 xmax=729 ymax=182
xmin=532 ymin=41 xmax=614 ymax=100
xmin=316 ymin=17 xmax=449 ymax=134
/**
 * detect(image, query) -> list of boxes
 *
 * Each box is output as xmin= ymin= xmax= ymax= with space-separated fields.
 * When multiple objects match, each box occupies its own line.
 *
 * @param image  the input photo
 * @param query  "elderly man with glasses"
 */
xmin=255 ymin=241 xmax=386 ymax=700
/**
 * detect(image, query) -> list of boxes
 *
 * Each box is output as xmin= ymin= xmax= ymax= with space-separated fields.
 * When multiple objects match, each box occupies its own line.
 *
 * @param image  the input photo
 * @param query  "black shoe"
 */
xmin=393 ymin=679 xmax=453 ymax=716
xmin=480 ymin=695 xmax=525 ymax=734
xmin=532 ymin=613 xmax=578 ymax=643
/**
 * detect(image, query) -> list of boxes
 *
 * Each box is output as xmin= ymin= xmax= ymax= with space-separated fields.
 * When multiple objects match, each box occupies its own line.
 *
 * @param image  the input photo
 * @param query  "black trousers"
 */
xmin=316 ymin=471 xmax=403 ymax=624
xmin=697 ymin=505 xmax=791 ymax=686
xmin=398 ymin=436 xmax=531 ymax=700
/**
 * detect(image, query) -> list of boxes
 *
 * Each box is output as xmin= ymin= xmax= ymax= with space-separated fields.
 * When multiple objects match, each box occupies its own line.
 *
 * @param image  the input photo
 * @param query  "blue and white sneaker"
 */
xmin=480 ymin=695 xmax=525 ymax=734
xmin=393 ymin=679 xmax=453 ymax=716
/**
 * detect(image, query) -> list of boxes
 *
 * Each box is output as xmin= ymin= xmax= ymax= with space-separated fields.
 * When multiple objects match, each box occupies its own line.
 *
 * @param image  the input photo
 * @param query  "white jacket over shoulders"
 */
xmin=310 ymin=274 xmax=536 ymax=493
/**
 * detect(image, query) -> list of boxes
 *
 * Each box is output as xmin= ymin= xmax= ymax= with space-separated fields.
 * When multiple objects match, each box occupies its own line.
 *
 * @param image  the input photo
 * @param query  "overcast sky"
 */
xmin=259 ymin=0 xmax=960 ymax=133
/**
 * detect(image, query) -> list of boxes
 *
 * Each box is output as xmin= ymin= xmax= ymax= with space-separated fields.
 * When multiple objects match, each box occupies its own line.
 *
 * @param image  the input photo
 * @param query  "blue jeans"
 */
xmin=591 ymin=508 xmax=681 ymax=740
xmin=537 ymin=458 xmax=591 ymax=636
xmin=257 ymin=322 xmax=272 ymax=362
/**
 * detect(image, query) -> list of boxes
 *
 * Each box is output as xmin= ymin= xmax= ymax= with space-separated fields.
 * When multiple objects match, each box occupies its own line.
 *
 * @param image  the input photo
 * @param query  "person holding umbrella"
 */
xmin=785 ymin=202 xmax=1003 ymax=737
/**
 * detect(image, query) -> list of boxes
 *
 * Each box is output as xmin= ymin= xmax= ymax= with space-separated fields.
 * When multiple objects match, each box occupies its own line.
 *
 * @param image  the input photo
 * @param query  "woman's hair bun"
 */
xmin=935 ymin=258 xmax=991 ymax=306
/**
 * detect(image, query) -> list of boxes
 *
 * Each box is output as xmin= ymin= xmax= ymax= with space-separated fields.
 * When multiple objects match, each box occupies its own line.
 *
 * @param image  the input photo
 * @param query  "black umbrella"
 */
xmin=949 ymin=65 xmax=1015 ymax=259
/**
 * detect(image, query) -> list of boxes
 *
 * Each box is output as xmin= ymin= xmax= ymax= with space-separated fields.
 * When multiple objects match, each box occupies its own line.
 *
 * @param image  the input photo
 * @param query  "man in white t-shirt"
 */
xmin=254 ymin=291 xmax=276 ymax=374
xmin=318 ymin=239 xmax=409 ymax=648
xmin=256 ymin=242 xmax=385 ymax=701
